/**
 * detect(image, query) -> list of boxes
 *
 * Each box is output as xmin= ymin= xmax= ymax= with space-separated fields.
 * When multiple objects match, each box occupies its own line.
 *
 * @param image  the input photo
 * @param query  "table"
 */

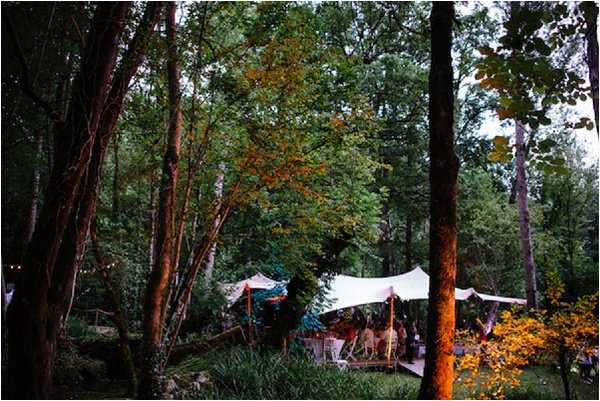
xmin=300 ymin=337 xmax=345 ymax=362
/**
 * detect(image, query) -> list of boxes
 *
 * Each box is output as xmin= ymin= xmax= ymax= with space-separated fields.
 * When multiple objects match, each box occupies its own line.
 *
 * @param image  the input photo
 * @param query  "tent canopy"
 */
xmin=220 ymin=268 xmax=526 ymax=313
xmin=220 ymin=273 xmax=284 ymax=307
xmin=317 ymin=266 xmax=525 ymax=314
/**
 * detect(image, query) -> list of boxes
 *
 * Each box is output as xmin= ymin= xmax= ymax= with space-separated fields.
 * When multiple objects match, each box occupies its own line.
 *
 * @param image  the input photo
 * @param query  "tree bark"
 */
xmin=140 ymin=3 xmax=183 ymax=398
xmin=558 ymin=344 xmax=572 ymax=400
xmin=23 ymin=128 xmax=44 ymax=248
xmin=271 ymin=234 xmax=353 ymax=346
xmin=6 ymin=4 xmax=131 ymax=398
xmin=483 ymin=301 xmax=499 ymax=335
xmin=582 ymin=1 xmax=599 ymax=136
xmin=405 ymin=213 xmax=413 ymax=272
xmin=419 ymin=3 xmax=458 ymax=399
xmin=112 ymin=132 xmax=120 ymax=217
xmin=205 ymin=164 xmax=225 ymax=284
xmin=149 ymin=169 xmax=158 ymax=271
xmin=379 ymin=202 xmax=393 ymax=276
xmin=515 ymin=120 xmax=538 ymax=310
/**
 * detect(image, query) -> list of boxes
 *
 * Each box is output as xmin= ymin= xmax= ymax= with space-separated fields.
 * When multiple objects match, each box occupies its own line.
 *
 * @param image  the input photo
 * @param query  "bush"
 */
xmin=168 ymin=347 xmax=419 ymax=399
xmin=53 ymin=346 xmax=107 ymax=386
xmin=66 ymin=315 xmax=98 ymax=340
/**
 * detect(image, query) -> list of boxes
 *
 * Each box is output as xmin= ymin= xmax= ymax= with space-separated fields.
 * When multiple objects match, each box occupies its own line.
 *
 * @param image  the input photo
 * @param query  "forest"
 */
xmin=1 ymin=1 xmax=598 ymax=400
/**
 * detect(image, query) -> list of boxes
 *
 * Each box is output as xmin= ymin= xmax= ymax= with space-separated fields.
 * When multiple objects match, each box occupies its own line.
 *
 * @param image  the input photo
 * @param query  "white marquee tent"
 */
xmin=317 ymin=266 xmax=526 ymax=314
xmin=220 ymin=273 xmax=285 ymax=307
xmin=220 ymin=267 xmax=526 ymax=312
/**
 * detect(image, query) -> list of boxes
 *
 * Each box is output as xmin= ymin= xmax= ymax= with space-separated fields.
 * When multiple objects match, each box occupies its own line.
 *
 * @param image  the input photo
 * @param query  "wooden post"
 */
xmin=246 ymin=284 xmax=253 ymax=345
xmin=387 ymin=295 xmax=395 ymax=367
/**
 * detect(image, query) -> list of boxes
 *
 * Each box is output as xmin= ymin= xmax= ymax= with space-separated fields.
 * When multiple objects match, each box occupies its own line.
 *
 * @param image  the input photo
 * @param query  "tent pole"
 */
xmin=387 ymin=296 xmax=394 ymax=368
xmin=246 ymin=284 xmax=253 ymax=346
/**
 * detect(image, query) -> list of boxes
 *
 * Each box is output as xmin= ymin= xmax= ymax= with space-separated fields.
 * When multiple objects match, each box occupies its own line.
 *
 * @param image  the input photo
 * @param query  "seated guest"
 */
xmin=378 ymin=323 xmax=398 ymax=358
xmin=359 ymin=322 xmax=376 ymax=359
xmin=396 ymin=321 xmax=407 ymax=356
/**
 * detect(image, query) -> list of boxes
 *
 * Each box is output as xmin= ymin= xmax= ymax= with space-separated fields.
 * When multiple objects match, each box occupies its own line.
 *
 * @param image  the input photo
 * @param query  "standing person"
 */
xmin=405 ymin=319 xmax=416 ymax=364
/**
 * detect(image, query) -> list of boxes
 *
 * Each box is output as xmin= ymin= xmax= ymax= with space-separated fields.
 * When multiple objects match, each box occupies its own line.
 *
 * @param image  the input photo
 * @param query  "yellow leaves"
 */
xmin=242 ymin=37 xmax=307 ymax=93
xmin=496 ymin=108 xmax=516 ymax=120
xmin=457 ymin=289 xmax=599 ymax=400
xmin=330 ymin=116 xmax=346 ymax=130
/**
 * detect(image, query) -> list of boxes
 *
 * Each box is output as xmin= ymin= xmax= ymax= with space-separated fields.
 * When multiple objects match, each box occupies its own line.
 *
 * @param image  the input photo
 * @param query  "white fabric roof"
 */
xmin=318 ymin=266 xmax=525 ymax=314
xmin=220 ymin=273 xmax=284 ymax=307
xmin=474 ymin=292 xmax=527 ymax=305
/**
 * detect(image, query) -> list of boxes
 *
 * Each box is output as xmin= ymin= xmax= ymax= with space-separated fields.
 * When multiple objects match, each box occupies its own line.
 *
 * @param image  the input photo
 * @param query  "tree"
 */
xmin=581 ymin=2 xmax=599 ymax=136
xmin=5 ymin=4 xmax=132 ymax=398
xmin=419 ymin=3 xmax=459 ymax=399
xmin=476 ymin=1 xmax=596 ymax=310
xmin=4 ymin=2 xmax=163 ymax=397
xmin=140 ymin=2 xmax=183 ymax=398
xmin=515 ymin=118 xmax=538 ymax=310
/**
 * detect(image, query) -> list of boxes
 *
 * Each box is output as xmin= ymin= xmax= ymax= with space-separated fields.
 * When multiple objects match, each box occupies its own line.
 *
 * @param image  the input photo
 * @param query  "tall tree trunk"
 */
xmin=1 ymin=268 xmax=7 ymax=329
xmin=6 ymin=4 xmax=131 ymax=398
xmin=419 ymin=3 xmax=458 ymax=399
xmin=23 ymin=128 xmax=44 ymax=248
xmin=149 ymin=169 xmax=158 ymax=271
xmin=483 ymin=301 xmax=499 ymax=335
xmin=582 ymin=2 xmax=599 ymax=136
xmin=515 ymin=121 xmax=537 ymax=310
xmin=405 ymin=213 xmax=413 ymax=272
xmin=141 ymin=3 xmax=183 ymax=398
xmin=558 ymin=344 xmax=572 ymax=400
xmin=90 ymin=223 xmax=138 ymax=397
xmin=205 ymin=164 xmax=225 ymax=284
xmin=379 ymin=202 xmax=393 ymax=276
xmin=271 ymin=234 xmax=353 ymax=346
xmin=51 ymin=0 xmax=163 ymax=346
xmin=112 ymin=132 xmax=120 ymax=217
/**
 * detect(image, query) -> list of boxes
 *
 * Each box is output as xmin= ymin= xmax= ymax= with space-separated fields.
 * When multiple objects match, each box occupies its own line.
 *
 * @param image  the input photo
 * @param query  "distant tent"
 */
xmin=317 ymin=266 xmax=525 ymax=314
xmin=220 ymin=273 xmax=284 ymax=307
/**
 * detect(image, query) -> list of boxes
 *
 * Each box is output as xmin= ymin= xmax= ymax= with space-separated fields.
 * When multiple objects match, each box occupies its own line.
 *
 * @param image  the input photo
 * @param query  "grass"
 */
xmin=167 ymin=347 xmax=419 ymax=399
xmin=169 ymin=347 xmax=599 ymax=400
xmin=453 ymin=364 xmax=598 ymax=400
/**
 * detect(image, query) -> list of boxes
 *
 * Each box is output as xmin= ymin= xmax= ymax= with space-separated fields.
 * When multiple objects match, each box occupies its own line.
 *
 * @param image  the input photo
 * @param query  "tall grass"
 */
xmin=168 ymin=347 xmax=419 ymax=399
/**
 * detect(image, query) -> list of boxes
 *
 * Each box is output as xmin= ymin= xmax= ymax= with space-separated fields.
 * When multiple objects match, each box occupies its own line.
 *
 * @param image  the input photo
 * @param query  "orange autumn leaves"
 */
xmin=457 ymin=281 xmax=599 ymax=399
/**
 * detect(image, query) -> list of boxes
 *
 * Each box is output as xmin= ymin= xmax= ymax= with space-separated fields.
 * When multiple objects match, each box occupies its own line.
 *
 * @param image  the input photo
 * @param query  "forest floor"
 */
xmin=41 ymin=344 xmax=599 ymax=400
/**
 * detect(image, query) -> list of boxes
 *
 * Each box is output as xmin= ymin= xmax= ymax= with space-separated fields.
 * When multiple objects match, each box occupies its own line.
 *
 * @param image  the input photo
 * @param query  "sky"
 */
xmin=477 ymin=97 xmax=599 ymax=166
xmin=460 ymin=1 xmax=600 ymax=166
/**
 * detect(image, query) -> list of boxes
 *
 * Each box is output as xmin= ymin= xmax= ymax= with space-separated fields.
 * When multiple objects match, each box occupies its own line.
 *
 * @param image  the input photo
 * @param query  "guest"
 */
xmin=378 ymin=322 xmax=398 ymax=358
xmin=396 ymin=321 xmax=407 ymax=356
xmin=359 ymin=318 xmax=376 ymax=359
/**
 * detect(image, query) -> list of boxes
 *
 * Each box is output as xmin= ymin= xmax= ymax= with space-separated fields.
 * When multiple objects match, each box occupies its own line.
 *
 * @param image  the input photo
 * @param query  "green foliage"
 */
xmin=66 ymin=316 xmax=100 ymax=341
xmin=476 ymin=3 xmax=592 ymax=130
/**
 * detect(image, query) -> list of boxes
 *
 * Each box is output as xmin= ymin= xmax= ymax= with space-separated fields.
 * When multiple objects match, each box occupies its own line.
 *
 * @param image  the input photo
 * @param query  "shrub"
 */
xmin=66 ymin=315 xmax=98 ymax=340
xmin=53 ymin=346 xmax=107 ymax=386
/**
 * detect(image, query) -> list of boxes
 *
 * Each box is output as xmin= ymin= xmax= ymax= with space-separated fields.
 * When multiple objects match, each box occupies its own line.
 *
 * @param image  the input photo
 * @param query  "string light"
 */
xmin=79 ymin=261 xmax=120 ymax=276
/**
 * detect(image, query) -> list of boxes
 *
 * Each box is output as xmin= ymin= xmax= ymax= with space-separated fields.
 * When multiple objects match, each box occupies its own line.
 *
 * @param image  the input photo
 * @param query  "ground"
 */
xmin=3 ymin=342 xmax=597 ymax=399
